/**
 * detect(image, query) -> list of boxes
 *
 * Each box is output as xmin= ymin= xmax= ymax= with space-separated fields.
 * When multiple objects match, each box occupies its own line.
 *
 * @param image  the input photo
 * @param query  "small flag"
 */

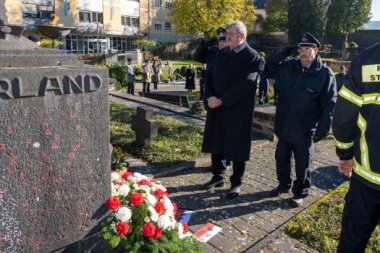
xmin=193 ymin=223 xmax=222 ymax=242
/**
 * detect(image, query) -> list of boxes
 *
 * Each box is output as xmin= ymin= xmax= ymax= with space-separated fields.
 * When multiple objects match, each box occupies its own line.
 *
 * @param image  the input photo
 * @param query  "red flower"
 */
xmin=182 ymin=223 xmax=189 ymax=233
xmin=115 ymin=222 xmax=129 ymax=236
xmin=153 ymin=228 xmax=162 ymax=240
xmin=138 ymin=179 xmax=149 ymax=185
xmin=121 ymin=172 xmax=134 ymax=180
xmin=154 ymin=189 xmax=166 ymax=199
xmin=106 ymin=196 xmax=120 ymax=210
xmin=130 ymin=192 xmax=144 ymax=206
xmin=172 ymin=203 xmax=178 ymax=214
xmin=142 ymin=222 xmax=156 ymax=237
xmin=154 ymin=201 xmax=165 ymax=214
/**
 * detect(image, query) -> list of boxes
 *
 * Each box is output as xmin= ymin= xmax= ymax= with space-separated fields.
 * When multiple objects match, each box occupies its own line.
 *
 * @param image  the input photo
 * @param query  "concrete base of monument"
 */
xmin=51 ymin=232 xmax=112 ymax=253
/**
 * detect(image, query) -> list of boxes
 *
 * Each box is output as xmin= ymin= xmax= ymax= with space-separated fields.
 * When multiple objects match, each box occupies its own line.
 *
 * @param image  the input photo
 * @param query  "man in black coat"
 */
xmin=201 ymin=20 xmax=261 ymax=199
xmin=265 ymin=32 xmax=337 ymax=207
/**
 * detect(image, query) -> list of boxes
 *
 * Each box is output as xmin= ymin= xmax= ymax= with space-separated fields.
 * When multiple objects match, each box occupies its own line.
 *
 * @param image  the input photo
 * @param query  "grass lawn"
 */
xmin=286 ymin=185 xmax=380 ymax=253
xmin=110 ymin=100 xmax=205 ymax=167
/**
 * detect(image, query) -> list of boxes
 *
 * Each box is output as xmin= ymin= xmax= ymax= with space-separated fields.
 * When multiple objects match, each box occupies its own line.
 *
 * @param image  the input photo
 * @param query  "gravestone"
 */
xmin=0 ymin=2 xmax=111 ymax=252
xmin=131 ymin=106 xmax=158 ymax=145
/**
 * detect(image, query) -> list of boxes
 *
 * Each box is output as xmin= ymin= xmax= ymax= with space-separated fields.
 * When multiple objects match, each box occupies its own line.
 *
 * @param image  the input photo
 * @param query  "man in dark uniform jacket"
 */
xmin=265 ymin=32 xmax=337 ymax=207
xmin=202 ymin=20 xmax=261 ymax=199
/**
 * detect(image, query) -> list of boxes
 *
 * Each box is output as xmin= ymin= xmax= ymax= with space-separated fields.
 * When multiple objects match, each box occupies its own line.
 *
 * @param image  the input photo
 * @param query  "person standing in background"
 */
xmin=142 ymin=59 xmax=153 ymax=94
xmin=185 ymin=64 xmax=196 ymax=92
xmin=126 ymin=58 xmax=135 ymax=95
xmin=335 ymin=65 xmax=346 ymax=91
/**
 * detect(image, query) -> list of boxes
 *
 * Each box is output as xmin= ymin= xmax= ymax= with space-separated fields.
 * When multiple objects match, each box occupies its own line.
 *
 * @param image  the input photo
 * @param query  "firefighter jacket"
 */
xmin=265 ymin=49 xmax=337 ymax=145
xmin=333 ymin=42 xmax=380 ymax=191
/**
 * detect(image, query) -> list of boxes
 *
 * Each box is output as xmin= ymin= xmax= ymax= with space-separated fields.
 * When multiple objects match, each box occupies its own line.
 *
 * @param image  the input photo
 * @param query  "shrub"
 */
xmin=180 ymin=66 xmax=187 ymax=77
xmin=109 ymin=62 xmax=126 ymax=84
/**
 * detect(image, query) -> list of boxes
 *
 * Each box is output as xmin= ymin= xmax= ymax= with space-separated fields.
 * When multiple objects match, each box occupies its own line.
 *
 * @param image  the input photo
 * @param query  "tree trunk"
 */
xmin=341 ymin=32 xmax=348 ymax=59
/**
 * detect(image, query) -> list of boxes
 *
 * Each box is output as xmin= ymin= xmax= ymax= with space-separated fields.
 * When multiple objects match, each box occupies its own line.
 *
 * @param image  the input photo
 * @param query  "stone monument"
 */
xmin=0 ymin=2 xmax=111 ymax=252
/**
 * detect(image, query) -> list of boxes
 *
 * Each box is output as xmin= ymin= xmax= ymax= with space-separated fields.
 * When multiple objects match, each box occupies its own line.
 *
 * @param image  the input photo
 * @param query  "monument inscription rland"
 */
xmin=0 ymin=1 xmax=111 ymax=252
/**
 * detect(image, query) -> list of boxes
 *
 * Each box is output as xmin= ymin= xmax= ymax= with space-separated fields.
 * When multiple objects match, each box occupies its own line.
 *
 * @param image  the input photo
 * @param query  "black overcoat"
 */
xmin=201 ymin=43 xmax=260 ymax=162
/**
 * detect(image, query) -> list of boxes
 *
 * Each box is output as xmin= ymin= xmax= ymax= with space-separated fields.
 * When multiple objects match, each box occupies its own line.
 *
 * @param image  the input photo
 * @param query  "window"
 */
xmin=121 ymin=16 xmax=131 ymax=26
xmin=165 ymin=22 xmax=171 ymax=31
xmin=131 ymin=17 xmax=139 ymax=27
xmin=122 ymin=16 xmax=139 ymax=27
xmin=155 ymin=0 xmax=162 ymax=7
xmin=22 ymin=3 xmax=53 ymax=19
xmin=154 ymin=22 xmax=162 ymax=30
xmin=165 ymin=0 xmax=172 ymax=9
xmin=79 ymin=11 xmax=103 ymax=23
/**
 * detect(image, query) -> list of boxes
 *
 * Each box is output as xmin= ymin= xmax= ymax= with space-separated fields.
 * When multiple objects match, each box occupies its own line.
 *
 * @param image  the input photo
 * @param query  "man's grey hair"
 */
xmin=226 ymin=20 xmax=247 ymax=36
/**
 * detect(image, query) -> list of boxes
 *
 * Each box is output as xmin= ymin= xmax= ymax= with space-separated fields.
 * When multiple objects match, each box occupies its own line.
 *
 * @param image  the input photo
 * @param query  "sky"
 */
xmin=372 ymin=0 xmax=380 ymax=21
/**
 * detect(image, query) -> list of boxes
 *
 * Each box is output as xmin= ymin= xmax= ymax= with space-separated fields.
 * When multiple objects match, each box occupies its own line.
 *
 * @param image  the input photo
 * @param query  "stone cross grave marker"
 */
xmin=0 ymin=2 xmax=111 ymax=252
xmin=131 ymin=106 xmax=158 ymax=145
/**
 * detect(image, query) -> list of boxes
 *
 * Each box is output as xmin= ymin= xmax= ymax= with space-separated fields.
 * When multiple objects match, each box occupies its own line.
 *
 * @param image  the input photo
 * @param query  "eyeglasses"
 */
xmin=226 ymin=32 xmax=241 ymax=37
xmin=298 ymin=47 xmax=315 ymax=53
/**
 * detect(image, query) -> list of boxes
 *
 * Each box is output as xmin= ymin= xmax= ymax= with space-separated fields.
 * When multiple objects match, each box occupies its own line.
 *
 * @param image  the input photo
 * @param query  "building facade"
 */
xmin=4 ymin=0 xmax=183 ymax=55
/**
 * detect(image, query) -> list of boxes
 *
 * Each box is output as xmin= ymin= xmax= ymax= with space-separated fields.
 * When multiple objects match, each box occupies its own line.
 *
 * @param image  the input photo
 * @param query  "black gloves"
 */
xmin=313 ymin=135 xmax=323 ymax=143
xmin=281 ymin=46 xmax=297 ymax=57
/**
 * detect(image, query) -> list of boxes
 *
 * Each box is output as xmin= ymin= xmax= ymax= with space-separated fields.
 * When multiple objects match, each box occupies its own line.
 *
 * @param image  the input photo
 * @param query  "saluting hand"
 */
xmin=338 ymin=159 xmax=353 ymax=178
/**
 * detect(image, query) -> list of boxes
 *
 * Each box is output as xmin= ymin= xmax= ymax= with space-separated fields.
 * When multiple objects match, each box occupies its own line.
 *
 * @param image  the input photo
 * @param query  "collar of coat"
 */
xmin=298 ymin=55 xmax=324 ymax=76
xmin=232 ymin=42 xmax=248 ymax=54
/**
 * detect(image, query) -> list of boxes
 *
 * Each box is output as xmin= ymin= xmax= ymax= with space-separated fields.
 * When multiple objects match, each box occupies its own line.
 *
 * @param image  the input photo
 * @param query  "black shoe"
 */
xmin=226 ymin=186 xmax=240 ymax=199
xmin=270 ymin=186 xmax=290 ymax=197
xmin=202 ymin=178 xmax=224 ymax=189
xmin=289 ymin=198 xmax=304 ymax=208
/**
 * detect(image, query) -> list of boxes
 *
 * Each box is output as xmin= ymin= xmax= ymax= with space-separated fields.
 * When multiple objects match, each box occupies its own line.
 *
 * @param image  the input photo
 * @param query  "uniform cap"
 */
xmin=127 ymin=58 xmax=132 ymax=62
xmin=297 ymin=32 xmax=321 ymax=48
xmin=144 ymin=59 xmax=149 ymax=63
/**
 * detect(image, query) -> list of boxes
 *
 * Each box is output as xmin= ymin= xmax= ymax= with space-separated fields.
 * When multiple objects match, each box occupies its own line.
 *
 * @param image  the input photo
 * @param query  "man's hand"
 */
xmin=281 ymin=46 xmax=297 ymax=56
xmin=207 ymin=96 xmax=221 ymax=109
xmin=338 ymin=159 xmax=353 ymax=178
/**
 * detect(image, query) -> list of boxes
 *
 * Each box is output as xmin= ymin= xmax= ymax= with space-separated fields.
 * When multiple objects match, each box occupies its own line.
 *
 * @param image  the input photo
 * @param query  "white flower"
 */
xmin=156 ymin=185 xmax=167 ymax=192
xmin=115 ymin=207 xmax=132 ymax=222
xmin=148 ymin=206 xmax=159 ymax=222
xmin=111 ymin=172 xmax=120 ymax=181
xmin=178 ymin=223 xmax=184 ymax=235
xmin=157 ymin=214 xmax=171 ymax=229
xmin=144 ymin=217 xmax=151 ymax=223
xmin=163 ymin=196 xmax=174 ymax=215
xmin=132 ymin=183 xmax=140 ymax=190
xmin=146 ymin=194 xmax=157 ymax=206
xmin=111 ymin=186 xmax=119 ymax=196
xmin=118 ymin=184 xmax=130 ymax=196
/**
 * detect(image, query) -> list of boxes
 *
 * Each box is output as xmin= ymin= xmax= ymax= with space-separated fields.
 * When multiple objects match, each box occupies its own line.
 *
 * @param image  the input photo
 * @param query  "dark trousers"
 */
xmin=275 ymin=140 xmax=314 ymax=198
xmin=258 ymin=85 xmax=268 ymax=104
xmin=127 ymin=82 xmax=134 ymax=95
xmin=211 ymin=153 xmax=245 ymax=187
xmin=143 ymin=82 xmax=150 ymax=94
xmin=153 ymin=82 xmax=158 ymax=90
xmin=337 ymin=177 xmax=380 ymax=253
